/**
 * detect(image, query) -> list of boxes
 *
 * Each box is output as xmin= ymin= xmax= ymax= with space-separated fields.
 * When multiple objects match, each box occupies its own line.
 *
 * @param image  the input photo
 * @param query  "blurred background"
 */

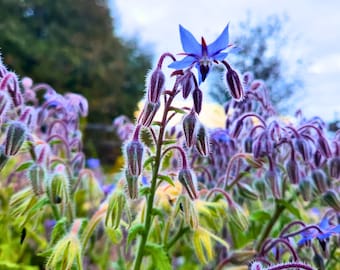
xmin=1 ymin=0 xmax=339 ymax=168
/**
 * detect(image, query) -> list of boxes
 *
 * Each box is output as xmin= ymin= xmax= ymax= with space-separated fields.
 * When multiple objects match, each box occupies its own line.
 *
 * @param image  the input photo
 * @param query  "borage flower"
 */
xmin=169 ymin=24 xmax=238 ymax=83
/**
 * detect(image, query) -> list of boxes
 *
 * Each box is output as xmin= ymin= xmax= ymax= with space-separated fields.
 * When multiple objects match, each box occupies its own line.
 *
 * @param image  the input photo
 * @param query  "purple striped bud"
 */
xmin=0 ymin=91 xmax=10 ymax=119
xmin=19 ymin=106 xmax=36 ymax=130
xmin=139 ymin=101 xmax=160 ymax=127
xmin=231 ymin=119 xmax=244 ymax=138
xmin=265 ymin=170 xmax=281 ymax=199
xmin=178 ymin=168 xmax=198 ymax=200
xmin=180 ymin=71 xmax=196 ymax=99
xmin=226 ymin=68 xmax=244 ymax=101
xmin=244 ymin=137 xmax=253 ymax=153
xmin=192 ymin=87 xmax=203 ymax=114
xmin=314 ymin=150 xmax=323 ymax=167
xmin=195 ymin=124 xmax=210 ymax=156
xmin=182 ymin=110 xmax=199 ymax=148
xmin=322 ymin=189 xmax=340 ymax=212
xmin=28 ymin=164 xmax=46 ymax=195
xmin=0 ymin=145 xmax=9 ymax=172
xmin=299 ymin=177 xmax=313 ymax=201
xmin=125 ymin=169 xmax=138 ymax=199
xmin=4 ymin=121 xmax=27 ymax=156
xmin=311 ymin=169 xmax=328 ymax=194
xmin=317 ymin=136 xmax=332 ymax=158
xmin=147 ymin=67 xmax=165 ymax=103
xmin=286 ymin=159 xmax=300 ymax=184
xmin=125 ymin=140 xmax=144 ymax=177
xmin=328 ymin=156 xmax=340 ymax=179
xmin=295 ymin=138 xmax=311 ymax=162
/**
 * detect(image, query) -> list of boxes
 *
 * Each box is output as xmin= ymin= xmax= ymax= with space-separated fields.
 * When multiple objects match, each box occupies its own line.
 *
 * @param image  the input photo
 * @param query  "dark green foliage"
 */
xmin=0 ymin=0 xmax=151 ymax=123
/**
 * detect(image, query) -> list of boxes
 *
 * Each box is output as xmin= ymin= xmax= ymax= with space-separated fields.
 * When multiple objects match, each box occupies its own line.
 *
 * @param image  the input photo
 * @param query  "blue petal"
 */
xmin=208 ymin=23 xmax=230 ymax=56
xmin=329 ymin=225 xmax=340 ymax=233
xmin=168 ymin=55 xmax=196 ymax=69
xmin=179 ymin=25 xmax=201 ymax=55
xmin=213 ymin=52 xmax=229 ymax=61
xmin=319 ymin=218 xmax=330 ymax=230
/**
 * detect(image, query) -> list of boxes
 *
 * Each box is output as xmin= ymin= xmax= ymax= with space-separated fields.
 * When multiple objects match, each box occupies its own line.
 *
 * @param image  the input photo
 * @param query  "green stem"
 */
xmin=51 ymin=203 xmax=61 ymax=220
xmin=255 ymin=200 xmax=285 ymax=252
xmin=166 ymin=225 xmax=190 ymax=250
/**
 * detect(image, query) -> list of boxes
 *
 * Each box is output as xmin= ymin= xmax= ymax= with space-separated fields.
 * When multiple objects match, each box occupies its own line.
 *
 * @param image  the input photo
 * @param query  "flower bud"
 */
xmin=138 ymin=101 xmax=160 ymax=127
xmin=265 ymin=170 xmax=281 ymax=199
xmin=182 ymin=110 xmax=199 ymax=148
xmin=299 ymin=177 xmax=313 ymax=201
xmin=314 ymin=150 xmax=323 ymax=167
xmin=295 ymin=138 xmax=311 ymax=162
xmin=192 ymin=87 xmax=203 ymax=114
xmin=313 ymin=252 xmax=325 ymax=270
xmin=19 ymin=106 xmax=36 ymax=130
xmin=226 ymin=68 xmax=244 ymax=101
xmin=28 ymin=164 xmax=46 ymax=196
xmin=328 ymin=156 xmax=340 ymax=179
xmin=147 ymin=67 xmax=165 ymax=103
xmin=286 ymin=159 xmax=300 ymax=184
xmin=0 ymin=145 xmax=9 ymax=172
xmin=317 ymin=136 xmax=332 ymax=158
xmin=244 ymin=136 xmax=253 ymax=153
xmin=322 ymin=189 xmax=340 ymax=212
xmin=254 ymin=179 xmax=268 ymax=200
xmin=311 ymin=169 xmax=328 ymax=194
xmin=195 ymin=124 xmax=210 ymax=156
xmin=105 ymin=190 xmax=127 ymax=229
xmin=237 ymin=183 xmax=258 ymax=200
xmin=178 ymin=195 xmax=199 ymax=230
xmin=229 ymin=203 xmax=249 ymax=231
xmin=178 ymin=168 xmax=198 ymax=200
xmin=231 ymin=119 xmax=243 ymax=138
xmin=0 ymin=91 xmax=10 ymax=119
xmin=4 ymin=121 xmax=27 ymax=156
xmin=242 ymin=71 xmax=254 ymax=87
xmin=47 ymin=166 xmax=70 ymax=204
xmin=180 ymin=71 xmax=196 ymax=99
xmin=125 ymin=170 xmax=138 ymax=199
xmin=125 ymin=140 xmax=144 ymax=177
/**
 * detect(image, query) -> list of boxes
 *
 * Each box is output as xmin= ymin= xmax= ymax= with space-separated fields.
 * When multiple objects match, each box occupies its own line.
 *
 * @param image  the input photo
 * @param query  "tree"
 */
xmin=0 ymin=0 xmax=151 ymax=123
xmin=209 ymin=14 xmax=302 ymax=112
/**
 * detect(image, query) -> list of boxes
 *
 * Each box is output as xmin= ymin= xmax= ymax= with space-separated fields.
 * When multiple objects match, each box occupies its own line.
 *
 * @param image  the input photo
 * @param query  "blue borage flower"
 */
xmin=169 ymin=24 xmax=238 ymax=83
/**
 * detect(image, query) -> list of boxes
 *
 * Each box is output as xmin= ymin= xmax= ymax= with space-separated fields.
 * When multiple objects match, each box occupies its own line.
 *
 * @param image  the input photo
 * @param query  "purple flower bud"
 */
xmin=231 ymin=119 xmax=243 ymax=138
xmin=0 ymin=91 xmax=10 ymax=119
xmin=244 ymin=136 xmax=253 ymax=153
xmin=180 ymin=71 xmax=196 ymax=99
xmin=299 ymin=177 xmax=313 ymax=201
xmin=125 ymin=169 xmax=138 ymax=199
xmin=311 ymin=169 xmax=328 ymax=194
xmin=226 ymin=68 xmax=244 ymax=101
xmin=317 ymin=136 xmax=332 ymax=158
xmin=314 ymin=150 xmax=323 ymax=167
xmin=286 ymin=159 xmax=300 ymax=184
xmin=195 ymin=124 xmax=210 ymax=156
xmin=295 ymin=138 xmax=311 ymax=162
xmin=125 ymin=140 xmax=144 ymax=177
xmin=19 ymin=106 xmax=36 ymax=130
xmin=322 ymin=189 xmax=340 ymax=212
xmin=192 ymin=87 xmax=203 ymax=114
xmin=178 ymin=168 xmax=198 ymax=200
xmin=242 ymin=71 xmax=254 ymax=87
xmin=4 ymin=121 xmax=27 ymax=156
xmin=328 ymin=156 xmax=340 ymax=179
xmin=0 ymin=145 xmax=9 ymax=172
xmin=28 ymin=164 xmax=46 ymax=195
xmin=182 ymin=110 xmax=199 ymax=148
xmin=147 ymin=67 xmax=165 ymax=103
xmin=138 ymin=101 xmax=160 ymax=127
xmin=265 ymin=170 xmax=281 ymax=199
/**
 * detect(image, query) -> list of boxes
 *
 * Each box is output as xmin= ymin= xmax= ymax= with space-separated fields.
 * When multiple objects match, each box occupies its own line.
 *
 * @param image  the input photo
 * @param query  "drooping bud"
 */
xmin=314 ymin=150 xmax=323 ymax=167
xmin=0 ymin=145 xmax=9 ymax=172
xmin=28 ymin=164 xmax=46 ymax=196
xmin=295 ymin=138 xmax=311 ymax=162
xmin=311 ymin=169 xmax=328 ymax=194
xmin=177 ymin=195 xmax=199 ymax=230
xmin=265 ymin=170 xmax=281 ymax=199
xmin=125 ymin=169 xmax=138 ymax=199
xmin=299 ymin=177 xmax=313 ymax=201
xmin=317 ymin=136 xmax=332 ymax=158
xmin=147 ymin=67 xmax=165 ymax=103
xmin=322 ymin=189 xmax=340 ymax=212
xmin=286 ymin=159 xmax=300 ymax=184
xmin=231 ymin=119 xmax=244 ymax=138
xmin=0 ymin=91 xmax=10 ymax=119
xmin=313 ymin=252 xmax=325 ymax=270
xmin=328 ymin=156 xmax=340 ymax=179
xmin=228 ymin=202 xmax=249 ymax=231
xmin=192 ymin=87 xmax=203 ymax=114
xmin=180 ymin=71 xmax=196 ymax=99
xmin=47 ymin=165 xmax=70 ymax=204
xmin=244 ymin=136 xmax=253 ymax=153
xmin=182 ymin=110 xmax=199 ymax=148
xmin=195 ymin=124 xmax=210 ymax=156
xmin=226 ymin=68 xmax=244 ymax=101
xmin=4 ymin=121 xmax=27 ymax=156
xmin=19 ymin=106 xmax=36 ymax=130
xmin=178 ymin=168 xmax=198 ymax=200
xmin=138 ymin=101 xmax=160 ymax=127
xmin=125 ymin=140 xmax=144 ymax=177
xmin=254 ymin=179 xmax=268 ymax=200
xmin=105 ymin=190 xmax=127 ymax=229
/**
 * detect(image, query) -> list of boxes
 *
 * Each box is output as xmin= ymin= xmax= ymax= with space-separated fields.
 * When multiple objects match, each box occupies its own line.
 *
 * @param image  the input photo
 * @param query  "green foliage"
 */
xmin=0 ymin=0 xmax=151 ymax=123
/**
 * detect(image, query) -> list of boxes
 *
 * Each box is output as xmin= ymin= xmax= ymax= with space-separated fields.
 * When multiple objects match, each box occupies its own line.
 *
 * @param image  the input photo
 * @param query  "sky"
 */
xmin=111 ymin=0 xmax=340 ymax=123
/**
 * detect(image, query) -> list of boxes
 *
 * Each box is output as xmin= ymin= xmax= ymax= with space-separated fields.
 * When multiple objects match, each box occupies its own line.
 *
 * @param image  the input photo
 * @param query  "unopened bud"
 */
xmin=125 ymin=170 xmax=138 ymax=199
xmin=28 ymin=164 xmax=46 ymax=196
xmin=47 ymin=166 xmax=70 ymax=204
xmin=147 ymin=67 xmax=165 ymax=103
xmin=295 ymin=138 xmax=311 ymax=162
xmin=314 ymin=150 xmax=323 ymax=167
xmin=317 ymin=136 xmax=332 ymax=158
xmin=322 ymin=189 xmax=340 ymax=212
xmin=299 ymin=177 xmax=313 ymax=201
xmin=265 ymin=170 xmax=281 ymax=199
xmin=178 ymin=168 xmax=198 ymax=200
xmin=244 ymin=136 xmax=253 ymax=153
xmin=192 ymin=87 xmax=203 ymax=114
xmin=4 ymin=121 xmax=27 ymax=156
xmin=105 ymin=190 xmax=127 ymax=229
xmin=177 ymin=195 xmax=199 ymax=230
xmin=242 ymin=71 xmax=254 ymax=87
xmin=0 ymin=91 xmax=10 ymax=119
xmin=180 ymin=71 xmax=196 ymax=99
xmin=0 ymin=145 xmax=9 ymax=172
xmin=313 ymin=252 xmax=325 ymax=270
xmin=138 ymin=101 xmax=160 ymax=127
xmin=182 ymin=110 xmax=199 ymax=148
xmin=19 ymin=106 xmax=36 ymax=129
xmin=231 ymin=119 xmax=243 ymax=138
xmin=328 ymin=156 xmax=340 ymax=179
xmin=311 ymin=169 xmax=328 ymax=194
xmin=195 ymin=124 xmax=210 ymax=156
xmin=226 ymin=68 xmax=244 ymax=101
xmin=229 ymin=203 xmax=249 ymax=231
xmin=237 ymin=183 xmax=258 ymax=200
xmin=286 ymin=159 xmax=300 ymax=184
xmin=125 ymin=140 xmax=144 ymax=177
xmin=254 ymin=179 xmax=268 ymax=200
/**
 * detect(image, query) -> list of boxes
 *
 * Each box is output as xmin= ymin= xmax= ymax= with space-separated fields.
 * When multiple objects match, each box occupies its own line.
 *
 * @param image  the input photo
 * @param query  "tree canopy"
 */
xmin=0 ymin=0 xmax=152 ymax=123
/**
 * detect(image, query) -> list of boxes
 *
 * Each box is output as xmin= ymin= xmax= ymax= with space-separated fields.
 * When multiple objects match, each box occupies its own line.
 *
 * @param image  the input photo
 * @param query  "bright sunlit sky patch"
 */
xmin=110 ymin=0 xmax=340 ymax=122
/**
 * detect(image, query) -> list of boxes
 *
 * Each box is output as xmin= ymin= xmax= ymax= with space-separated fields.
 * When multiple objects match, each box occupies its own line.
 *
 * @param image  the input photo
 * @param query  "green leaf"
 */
xmin=157 ymin=174 xmax=175 ymax=186
xmin=145 ymin=243 xmax=171 ymax=270
xmin=249 ymin=210 xmax=271 ymax=222
xmin=106 ymin=227 xmax=123 ymax=244
xmin=127 ymin=224 xmax=144 ymax=246
xmin=15 ymin=161 xmax=34 ymax=172
xmin=140 ymin=128 xmax=154 ymax=148
xmin=169 ymin=107 xmax=186 ymax=114
xmin=139 ymin=186 xmax=150 ymax=196
xmin=162 ymin=139 xmax=177 ymax=145
xmin=277 ymin=199 xmax=301 ymax=219
xmin=143 ymin=156 xmax=155 ymax=168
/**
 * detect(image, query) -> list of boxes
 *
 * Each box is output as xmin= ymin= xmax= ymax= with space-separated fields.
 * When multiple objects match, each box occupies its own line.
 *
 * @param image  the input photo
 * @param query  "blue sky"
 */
xmin=111 ymin=0 xmax=340 ymax=122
